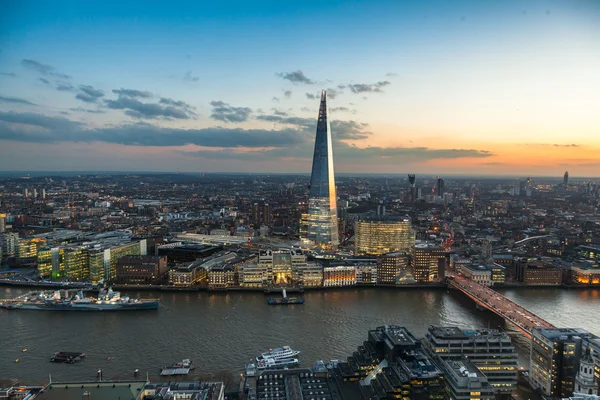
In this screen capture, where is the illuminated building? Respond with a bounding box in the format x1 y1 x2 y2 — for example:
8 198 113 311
169 260 208 286
520 261 563 285
251 202 272 227
88 250 108 283
530 328 597 398
411 243 446 283
115 255 168 285
304 91 339 249
436 358 495 400
239 265 264 288
64 247 89 282
17 238 45 264
0 213 5 233
376 251 411 285
107 240 147 281
346 325 445 400
459 264 492 287
572 262 600 285
355 216 415 256
207 263 235 289
323 266 356 287
423 326 518 395
296 262 323 287
490 264 506 285
258 249 306 286
1 232 19 257
356 264 377 284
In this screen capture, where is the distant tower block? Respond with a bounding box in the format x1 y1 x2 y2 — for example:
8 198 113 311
564 171 569 187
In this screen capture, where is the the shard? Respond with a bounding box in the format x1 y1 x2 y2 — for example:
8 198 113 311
306 90 338 249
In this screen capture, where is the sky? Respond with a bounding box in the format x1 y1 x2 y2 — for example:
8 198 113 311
0 0 599 176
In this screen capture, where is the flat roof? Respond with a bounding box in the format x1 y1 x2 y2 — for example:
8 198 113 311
33 381 146 400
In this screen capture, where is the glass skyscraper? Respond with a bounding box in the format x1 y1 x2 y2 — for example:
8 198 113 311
305 90 338 249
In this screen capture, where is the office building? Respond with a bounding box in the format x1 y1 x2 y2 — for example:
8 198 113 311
519 261 563 285
408 174 416 202
436 177 445 197
115 255 168 285
571 262 600 285
257 249 307 286
411 243 446 283
304 90 339 249
530 328 597 398
169 260 208 287
239 264 265 288
323 266 356 287
355 216 415 256
565 171 570 186
459 264 492 287
376 251 411 284
0 213 5 233
296 262 323 287
356 264 377 284
350 325 445 400
437 358 495 400
251 202 272 227
423 326 518 395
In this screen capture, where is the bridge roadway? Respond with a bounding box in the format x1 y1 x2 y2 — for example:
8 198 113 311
449 275 555 338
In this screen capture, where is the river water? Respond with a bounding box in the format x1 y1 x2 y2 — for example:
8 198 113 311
0 286 598 384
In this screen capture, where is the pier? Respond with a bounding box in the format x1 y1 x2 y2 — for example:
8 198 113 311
448 275 555 338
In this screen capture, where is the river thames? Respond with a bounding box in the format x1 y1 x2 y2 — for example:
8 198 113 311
0 286 598 383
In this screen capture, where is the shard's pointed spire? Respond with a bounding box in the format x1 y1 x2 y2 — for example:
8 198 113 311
304 89 338 249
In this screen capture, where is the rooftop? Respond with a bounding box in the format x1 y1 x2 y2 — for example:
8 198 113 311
32 380 146 400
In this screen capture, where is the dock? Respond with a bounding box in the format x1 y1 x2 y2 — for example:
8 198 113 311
160 367 191 376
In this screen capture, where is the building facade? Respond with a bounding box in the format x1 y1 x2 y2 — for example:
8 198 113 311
376 252 411 285
355 216 415 255
411 243 446 283
115 255 168 285
423 326 518 395
323 266 356 287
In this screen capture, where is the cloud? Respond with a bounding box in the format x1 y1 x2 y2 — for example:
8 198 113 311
385 72 398 77
0 111 494 166
105 96 197 120
210 101 252 123
277 70 315 84
0 96 37 106
1 72 17 77
255 114 314 130
300 107 312 112
69 107 106 114
75 85 105 103
347 81 391 93
330 107 356 114
482 162 508 166
284 90 292 98
553 144 579 148
56 81 74 91
21 59 71 79
306 93 317 100
183 71 199 82
330 120 371 140
38 78 50 85
112 88 153 98
272 97 280 103
0 111 302 148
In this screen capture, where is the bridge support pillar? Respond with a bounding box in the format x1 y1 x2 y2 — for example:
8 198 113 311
475 303 485 311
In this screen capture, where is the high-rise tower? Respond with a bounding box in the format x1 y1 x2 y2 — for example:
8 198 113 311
564 171 569 187
305 90 338 249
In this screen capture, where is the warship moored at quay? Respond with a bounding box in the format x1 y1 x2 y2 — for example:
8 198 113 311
0 288 159 311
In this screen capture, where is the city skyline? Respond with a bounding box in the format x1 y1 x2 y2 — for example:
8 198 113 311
1 1 600 175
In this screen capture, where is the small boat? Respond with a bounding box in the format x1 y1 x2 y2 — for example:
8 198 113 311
51 351 86 363
267 288 304 305
160 359 195 376
22 349 27 352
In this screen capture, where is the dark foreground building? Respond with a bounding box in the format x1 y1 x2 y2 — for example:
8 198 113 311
115 255 168 284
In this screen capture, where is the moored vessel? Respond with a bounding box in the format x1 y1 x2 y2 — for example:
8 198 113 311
160 359 195 376
267 288 304 305
256 357 299 370
256 346 300 362
0 288 159 311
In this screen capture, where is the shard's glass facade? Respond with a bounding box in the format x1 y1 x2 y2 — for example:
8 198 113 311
306 91 338 249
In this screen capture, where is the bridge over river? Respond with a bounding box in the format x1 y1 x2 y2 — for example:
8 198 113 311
449 275 555 338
